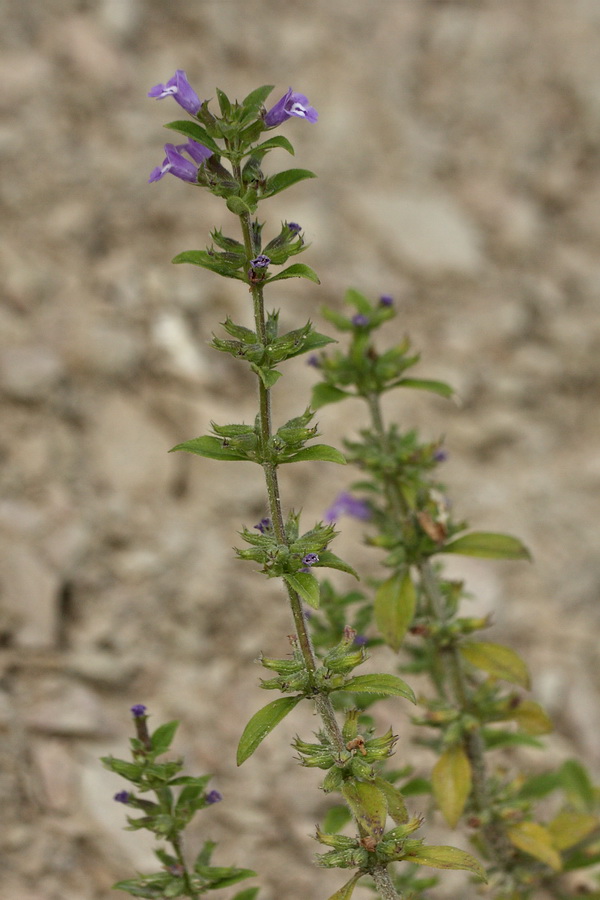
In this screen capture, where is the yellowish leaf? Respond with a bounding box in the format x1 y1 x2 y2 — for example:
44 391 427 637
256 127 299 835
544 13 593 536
548 811 599 850
326 872 362 900
460 641 530 689
510 699 553 735
507 821 562 870
432 745 472 828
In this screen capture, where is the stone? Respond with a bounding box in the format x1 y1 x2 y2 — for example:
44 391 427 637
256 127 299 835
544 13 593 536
25 678 110 737
355 189 484 276
86 392 176 500
151 311 209 381
0 346 65 402
0 541 60 648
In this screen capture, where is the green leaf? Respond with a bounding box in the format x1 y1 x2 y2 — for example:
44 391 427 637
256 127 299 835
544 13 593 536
559 759 596 811
265 263 321 285
316 550 358 579
325 873 363 900
342 673 416 705
151 721 179 753
322 805 353 834
263 168 317 198
195 866 256 888
311 383 353 410
394 377 454 398
231 890 260 900
250 364 282 389
237 695 302 765
172 250 246 280
344 288 372 315
284 572 320 609
249 135 295 156
517 771 563 800
226 195 255 216
164 120 221 154
443 531 531 561
374 777 409 824
374 570 416 652
100 756 142 780
507 821 562 870
169 436 250 462
215 88 231 117
282 444 346 464
432 746 472 828
342 780 387 839
242 84 274 111
460 641 530 688
286 331 336 359
112 877 169 898
482 729 544 751
405 845 487 881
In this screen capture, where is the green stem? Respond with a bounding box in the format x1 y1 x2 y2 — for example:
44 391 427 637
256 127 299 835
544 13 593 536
170 833 198 900
230 170 400 898
234 191 345 754
366 391 514 869
372 865 402 900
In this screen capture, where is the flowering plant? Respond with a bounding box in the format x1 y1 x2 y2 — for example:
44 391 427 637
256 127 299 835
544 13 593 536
102 73 600 900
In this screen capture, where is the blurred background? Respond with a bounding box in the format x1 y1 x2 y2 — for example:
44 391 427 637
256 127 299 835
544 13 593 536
2 1 600 897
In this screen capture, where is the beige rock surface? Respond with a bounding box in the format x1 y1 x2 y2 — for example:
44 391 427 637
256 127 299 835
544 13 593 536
2 1 600 898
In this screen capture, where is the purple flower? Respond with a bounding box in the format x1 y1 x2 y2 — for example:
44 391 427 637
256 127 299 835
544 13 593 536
250 255 271 268
148 70 201 116
351 314 370 327
324 492 371 524
301 553 319 570
307 354 321 368
287 222 302 233
354 634 368 647
114 791 131 804
254 517 272 533
149 140 212 184
379 295 394 307
264 88 318 127
130 704 147 718
205 789 223 805
433 448 448 463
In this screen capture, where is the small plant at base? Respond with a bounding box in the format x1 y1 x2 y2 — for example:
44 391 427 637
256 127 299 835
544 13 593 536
102 705 257 900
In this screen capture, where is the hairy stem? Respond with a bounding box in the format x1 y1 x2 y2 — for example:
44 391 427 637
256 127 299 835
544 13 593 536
234 191 345 753
367 391 514 869
170 833 198 900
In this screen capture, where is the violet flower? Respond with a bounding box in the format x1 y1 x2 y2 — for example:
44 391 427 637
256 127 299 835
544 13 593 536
254 517 272 533
130 704 147 718
302 553 319 567
300 552 319 572
324 492 371 524
264 88 318 127
351 314 370 327
250 255 271 268
149 140 212 184
205 789 223 805
147 70 201 116
114 791 131 804
379 294 394 307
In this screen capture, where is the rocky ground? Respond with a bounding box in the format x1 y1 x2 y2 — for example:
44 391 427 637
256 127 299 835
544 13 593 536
2 1 600 898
